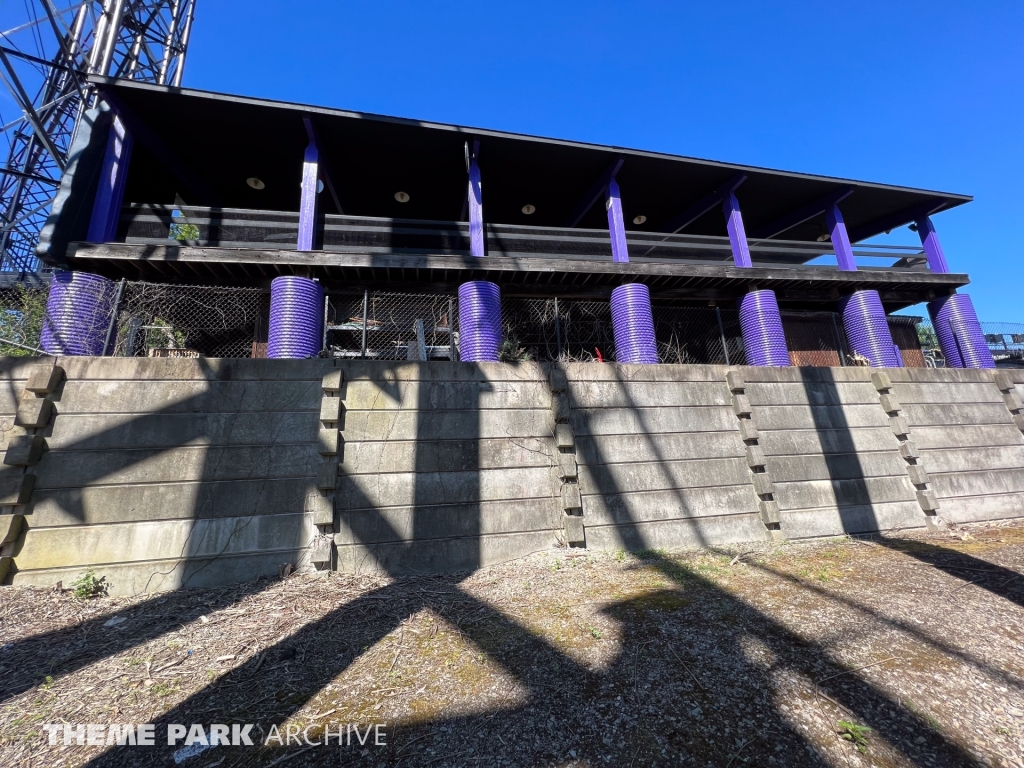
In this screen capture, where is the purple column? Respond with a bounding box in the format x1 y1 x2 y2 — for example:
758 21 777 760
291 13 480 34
268 276 324 359
458 141 502 361
41 271 117 356
914 215 950 274
604 176 657 363
826 204 857 271
87 115 132 243
723 192 753 268
725 191 789 365
297 118 319 252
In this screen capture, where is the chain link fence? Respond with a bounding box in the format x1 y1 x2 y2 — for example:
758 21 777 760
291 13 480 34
325 291 457 360
0 283 48 355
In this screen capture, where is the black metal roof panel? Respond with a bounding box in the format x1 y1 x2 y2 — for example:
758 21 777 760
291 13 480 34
94 78 971 245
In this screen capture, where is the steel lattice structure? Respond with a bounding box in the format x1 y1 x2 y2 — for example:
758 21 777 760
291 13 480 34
0 0 197 274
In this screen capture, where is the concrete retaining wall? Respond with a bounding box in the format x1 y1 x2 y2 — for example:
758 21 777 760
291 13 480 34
2 357 1022 594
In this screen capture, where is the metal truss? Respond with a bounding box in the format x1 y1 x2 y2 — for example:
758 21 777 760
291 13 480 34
0 1 197 274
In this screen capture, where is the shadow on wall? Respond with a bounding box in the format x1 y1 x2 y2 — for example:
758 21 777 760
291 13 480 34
0 358 1004 766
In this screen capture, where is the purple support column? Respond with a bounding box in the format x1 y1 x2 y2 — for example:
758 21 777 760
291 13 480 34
297 118 319 252
459 141 502 361
826 204 857 271
41 271 117 356
724 191 789 365
912 217 991 367
723 192 753 268
87 115 132 243
604 176 657 363
268 276 324 359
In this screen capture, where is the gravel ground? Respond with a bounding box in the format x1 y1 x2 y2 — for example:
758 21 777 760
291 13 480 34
1 520 1023 767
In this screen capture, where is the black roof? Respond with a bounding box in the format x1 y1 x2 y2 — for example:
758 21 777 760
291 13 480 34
96 77 971 244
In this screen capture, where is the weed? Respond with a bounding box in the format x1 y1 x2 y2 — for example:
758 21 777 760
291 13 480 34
40 675 54 690
551 560 561 572
615 549 626 563
70 570 107 599
150 682 177 697
588 626 602 639
837 720 871 753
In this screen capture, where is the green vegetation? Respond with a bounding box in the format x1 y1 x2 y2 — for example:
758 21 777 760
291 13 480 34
837 720 871 753
916 323 938 350
70 570 107 599
0 285 47 355
169 222 200 241
498 337 532 362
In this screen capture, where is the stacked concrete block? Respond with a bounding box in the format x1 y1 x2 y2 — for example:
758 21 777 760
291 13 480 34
727 370 782 538
550 367 584 547
886 368 1024 525
871 371 940 529
0 362 61 582
309 368 343 569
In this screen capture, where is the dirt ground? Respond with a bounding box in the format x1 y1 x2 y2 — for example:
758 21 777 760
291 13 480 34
1 520 1023 768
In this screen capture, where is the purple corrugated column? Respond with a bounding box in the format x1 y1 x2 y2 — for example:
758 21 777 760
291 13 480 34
914 216 992 368
268 276 324 358
41 271 117 356
458 141 502 362
297 117 319 251
87 114 132 242
830 203 901 367
725 192 789 365
605 176 657 363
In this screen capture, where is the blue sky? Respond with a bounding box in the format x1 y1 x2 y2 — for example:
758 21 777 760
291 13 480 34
185 1 1023 320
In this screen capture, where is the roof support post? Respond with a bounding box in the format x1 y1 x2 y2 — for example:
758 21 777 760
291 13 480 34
87 113 132 243
606 177 629 263
467 141 484 257
297 117 319 251
723 192 752 268
826 204 857 271
914 216 950 274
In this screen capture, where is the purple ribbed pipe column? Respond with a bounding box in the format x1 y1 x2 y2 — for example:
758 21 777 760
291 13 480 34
458 141 502 362
724 192 789 365
839 290 901 367
297 118 319 252
928 293 994 369
87 114 132 243
605 177 657 363
41 271 117 356
268 276 323 359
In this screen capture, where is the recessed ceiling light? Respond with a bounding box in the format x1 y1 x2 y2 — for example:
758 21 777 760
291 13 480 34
246 177 265 190
394 191 410 203
817 234 831 242
632 215 647 225
522 204 536 215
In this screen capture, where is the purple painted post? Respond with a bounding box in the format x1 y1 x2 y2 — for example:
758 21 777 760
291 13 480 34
297 118 319 251
723 192 753 268
826 204 857 271
914 216 950 274
928 293 994 369
606 177 629 263
459 141 502 361
87 115 132 243
41 271 117 356
468 141 484 257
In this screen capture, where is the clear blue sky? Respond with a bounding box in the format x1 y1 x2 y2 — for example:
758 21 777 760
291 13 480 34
185 1 1023 321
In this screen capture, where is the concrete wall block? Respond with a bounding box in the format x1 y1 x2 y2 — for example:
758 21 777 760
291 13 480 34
318 427 339 455
879 394 901 414
1003 391 1023 413
917 490 940 512
755 404 890 432
25 364 64 395
581 485 758 526
0 554 9 583
746 381 880 408
759 426 898 457
919 445 1024 474
304 492 335 526
309 535 332 567
563 513 585 546
766 452 910 484
317 460 339 490
549 368 568 392
890 382 1004 406
929 467 1024 499
910 424 1024 451
1 512 24 546
4 435 44 466
555 423 575 449
573 406 737 437
994 371 1014 393
565 432 743 466
320 397 342 425
937 491 1024 524
745 445 766 469
337 359 547 385
751 472 774 496
731 393 752 417
56 379 324 415
0 471 34 505
900 402 1014 429
337 465 556 510
738 418 759 442
46 411 318 451
557 451 578 480
343 380 551 412
1016 414 1024 433
322 369 344 393
342 409 550 442
57 356 333 383
773 476 917 511
563 362 727 384
342 437 553 475
567 381 729 409
780 501 927 540
33 442 320 489
890 416 910 437
871 371 892 392
578 456 751 496
551 393 570 423
583 512 769 552
758 500 780 525
15 398 53 429
886 367 994 385
726 370 745 393
899 441 920 461
561 482 582 511
907 464 930 486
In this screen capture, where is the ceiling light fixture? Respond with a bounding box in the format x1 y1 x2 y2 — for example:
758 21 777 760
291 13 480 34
246 177 265 190
521 204 536 215
816 234 831 242
394 191 410 203
632 215 647 225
